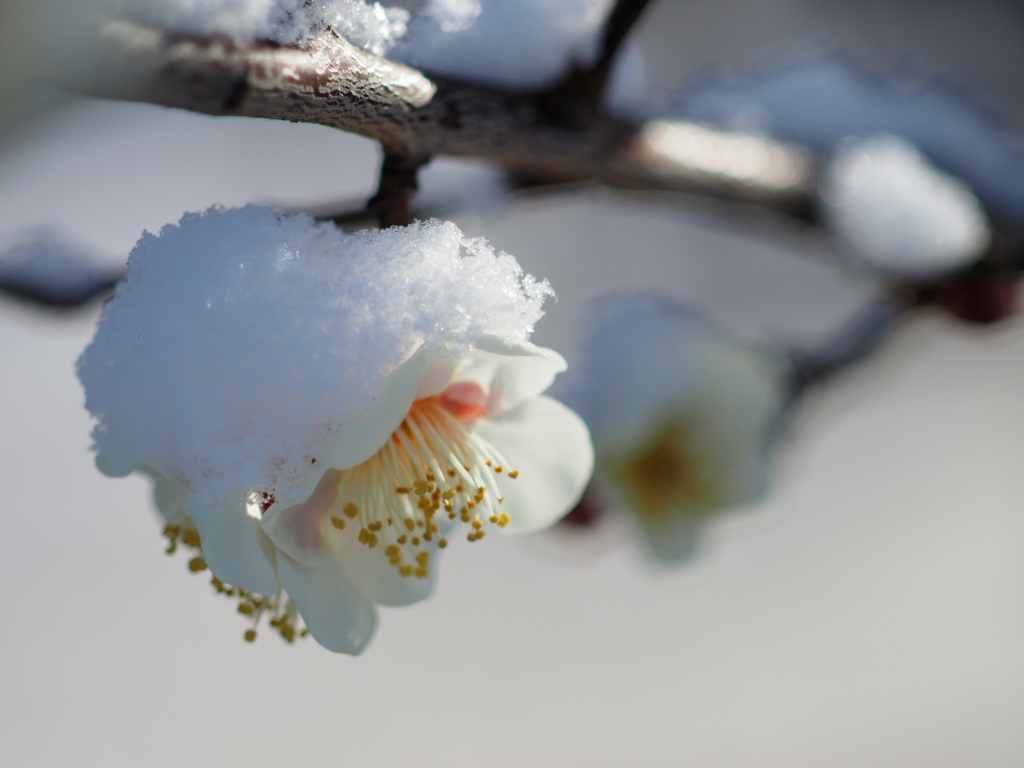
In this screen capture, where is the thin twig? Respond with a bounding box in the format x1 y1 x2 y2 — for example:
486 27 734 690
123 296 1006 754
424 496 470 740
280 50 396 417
589 0 656 96
367 154 424 228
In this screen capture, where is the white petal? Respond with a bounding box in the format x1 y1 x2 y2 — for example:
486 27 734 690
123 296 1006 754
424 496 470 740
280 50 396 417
135 464 188 524
184 499 280 596
274 345 431 511
640 516 703 563
261 470 340 568
458 334 567 414
276 553 378 655
264 470 440 607
415 352 458 399
329 533 439 608
474 395 594 533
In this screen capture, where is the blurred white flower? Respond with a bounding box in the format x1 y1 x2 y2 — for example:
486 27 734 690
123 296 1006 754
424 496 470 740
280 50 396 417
820 135 991 278
78 206 592 653
565 296 788 562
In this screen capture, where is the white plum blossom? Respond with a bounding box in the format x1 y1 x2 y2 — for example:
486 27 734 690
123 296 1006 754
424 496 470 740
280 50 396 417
820 135 991 278
565 296 788 562
77 206 593 653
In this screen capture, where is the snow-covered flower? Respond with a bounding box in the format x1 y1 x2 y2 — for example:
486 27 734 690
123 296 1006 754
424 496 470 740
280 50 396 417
820 135 991 278
564 296 787 562
77 206 592 653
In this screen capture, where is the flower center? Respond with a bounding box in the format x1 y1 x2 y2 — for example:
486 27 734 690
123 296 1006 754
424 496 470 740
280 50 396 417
324 390 518 579
613 421 714 518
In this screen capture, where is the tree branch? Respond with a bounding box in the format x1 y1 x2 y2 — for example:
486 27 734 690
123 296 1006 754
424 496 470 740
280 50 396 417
69 19 818 221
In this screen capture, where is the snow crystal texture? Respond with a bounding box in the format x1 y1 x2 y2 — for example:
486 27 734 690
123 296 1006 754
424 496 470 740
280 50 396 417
392 0 616 88
78 206 552 507
821 135 990 277
121 0 410 53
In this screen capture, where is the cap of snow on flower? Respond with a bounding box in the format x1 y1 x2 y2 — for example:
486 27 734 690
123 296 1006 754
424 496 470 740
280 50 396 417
77 206 593 653
565 296 787 562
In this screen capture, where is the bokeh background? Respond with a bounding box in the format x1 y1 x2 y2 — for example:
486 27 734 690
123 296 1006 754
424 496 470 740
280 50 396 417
3 1 1024 765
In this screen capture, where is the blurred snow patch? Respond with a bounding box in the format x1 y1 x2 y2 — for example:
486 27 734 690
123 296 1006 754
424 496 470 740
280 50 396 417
120 0 410 53
821 136 990 278
0 229 121 306
392 0 616 88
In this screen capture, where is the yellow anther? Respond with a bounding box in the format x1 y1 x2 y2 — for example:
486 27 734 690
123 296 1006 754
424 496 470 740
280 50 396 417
385 545 400 558
163 524 181 539
281 625 296 643
188 556 207 573
414 567 429 578
417 520 425 528
368 533 378 549
448 511 456 519
456 484 465 493
472 518 483 530
489 515 498 524
369 521 383 532
358 528 368 544
412 537 420 546
238 603 255 616
467 501 477 510
397 535 407 545
404 518 416 532
344 502 359 519
508 470 519 479
182 530 201 549
387 518 393 526
416 552 429 566
486 460 492 466
165 541 177 555
460 507 471 522
424 532 433 542
399 565 413 577
330 516 346 529
439 539 448 548
498 513 511 528
495 466 503 473
244 629 257 642
395 486 409 494
447 469 457 477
